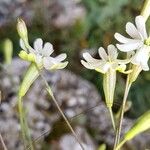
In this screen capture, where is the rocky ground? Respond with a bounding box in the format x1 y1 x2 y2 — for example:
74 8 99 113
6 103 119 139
0 0 85 28
0 59 150 150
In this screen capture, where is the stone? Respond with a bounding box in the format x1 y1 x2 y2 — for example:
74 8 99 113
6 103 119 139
0 59 150 150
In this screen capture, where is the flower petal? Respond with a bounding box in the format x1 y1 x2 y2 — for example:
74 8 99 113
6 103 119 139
34 38 43 52
95 62 109 73
42 42 54 56
20 39 27 51
81 60 95 69
107 44 118 60
98 47 108 61
35 54 42 64
55 53 67 62
131 46 150 71
100 62 111 73
116 41 143 52
114 33 135 43
50 62 68 70
126 22 141 39
43 57 55 69
83 52 100 63
135 15 148 39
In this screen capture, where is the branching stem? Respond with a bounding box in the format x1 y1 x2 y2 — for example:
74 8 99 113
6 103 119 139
36 66 85 150
113 77 131 150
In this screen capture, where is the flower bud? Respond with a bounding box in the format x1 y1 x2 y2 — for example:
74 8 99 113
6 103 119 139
128 65 142 83
3 39 13 64
17 18 28 42
103 69 116 108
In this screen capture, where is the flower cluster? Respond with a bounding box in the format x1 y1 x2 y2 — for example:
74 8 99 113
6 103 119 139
19 38 68 70
115 15 150 71
17 19 68 71
81 15 150 110
82 15 150 73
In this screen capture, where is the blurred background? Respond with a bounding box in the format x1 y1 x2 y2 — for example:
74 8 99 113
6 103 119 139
0 0 150 150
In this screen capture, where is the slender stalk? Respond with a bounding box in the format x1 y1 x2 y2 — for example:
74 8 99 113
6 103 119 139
18 97 27 145
18 97 34 150
36 67 84 150
113 1 150 149
108 107 116 131
0 133 7 150
115 140 126 150
113 77 131 150
46 87 85 150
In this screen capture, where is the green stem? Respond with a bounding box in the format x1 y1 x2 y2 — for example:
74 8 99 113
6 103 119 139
46 87 85 150
141 0 150 20
108 107 116 131
113 77 131 150
0 133 7 150
35 66 84 150
115 140 126 150
18 97 26 145
18 97 34 150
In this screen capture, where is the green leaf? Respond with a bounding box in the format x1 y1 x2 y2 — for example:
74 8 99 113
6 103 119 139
125 110 150 141
116 110 150 150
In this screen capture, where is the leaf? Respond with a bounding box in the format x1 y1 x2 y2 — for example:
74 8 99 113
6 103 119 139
18 63 39 97
125 110 150 140
116 110 150 150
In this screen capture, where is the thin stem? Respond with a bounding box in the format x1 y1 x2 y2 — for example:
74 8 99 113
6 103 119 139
36 67 84 150
0 133 7 150
108 107 116 131
47 88 85 150
18 97 27 145
113 77 131 150
115 140 126 150
18 97 34 150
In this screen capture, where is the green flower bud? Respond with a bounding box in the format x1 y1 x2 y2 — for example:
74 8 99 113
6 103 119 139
3 39 13 64
103 69 116 108
128 65 142 83
17 18 28 42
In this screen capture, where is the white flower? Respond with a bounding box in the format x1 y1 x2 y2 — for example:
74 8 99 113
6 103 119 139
114 15 150 71
20 38 68 70
131 45 150 70
81 44 129 74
